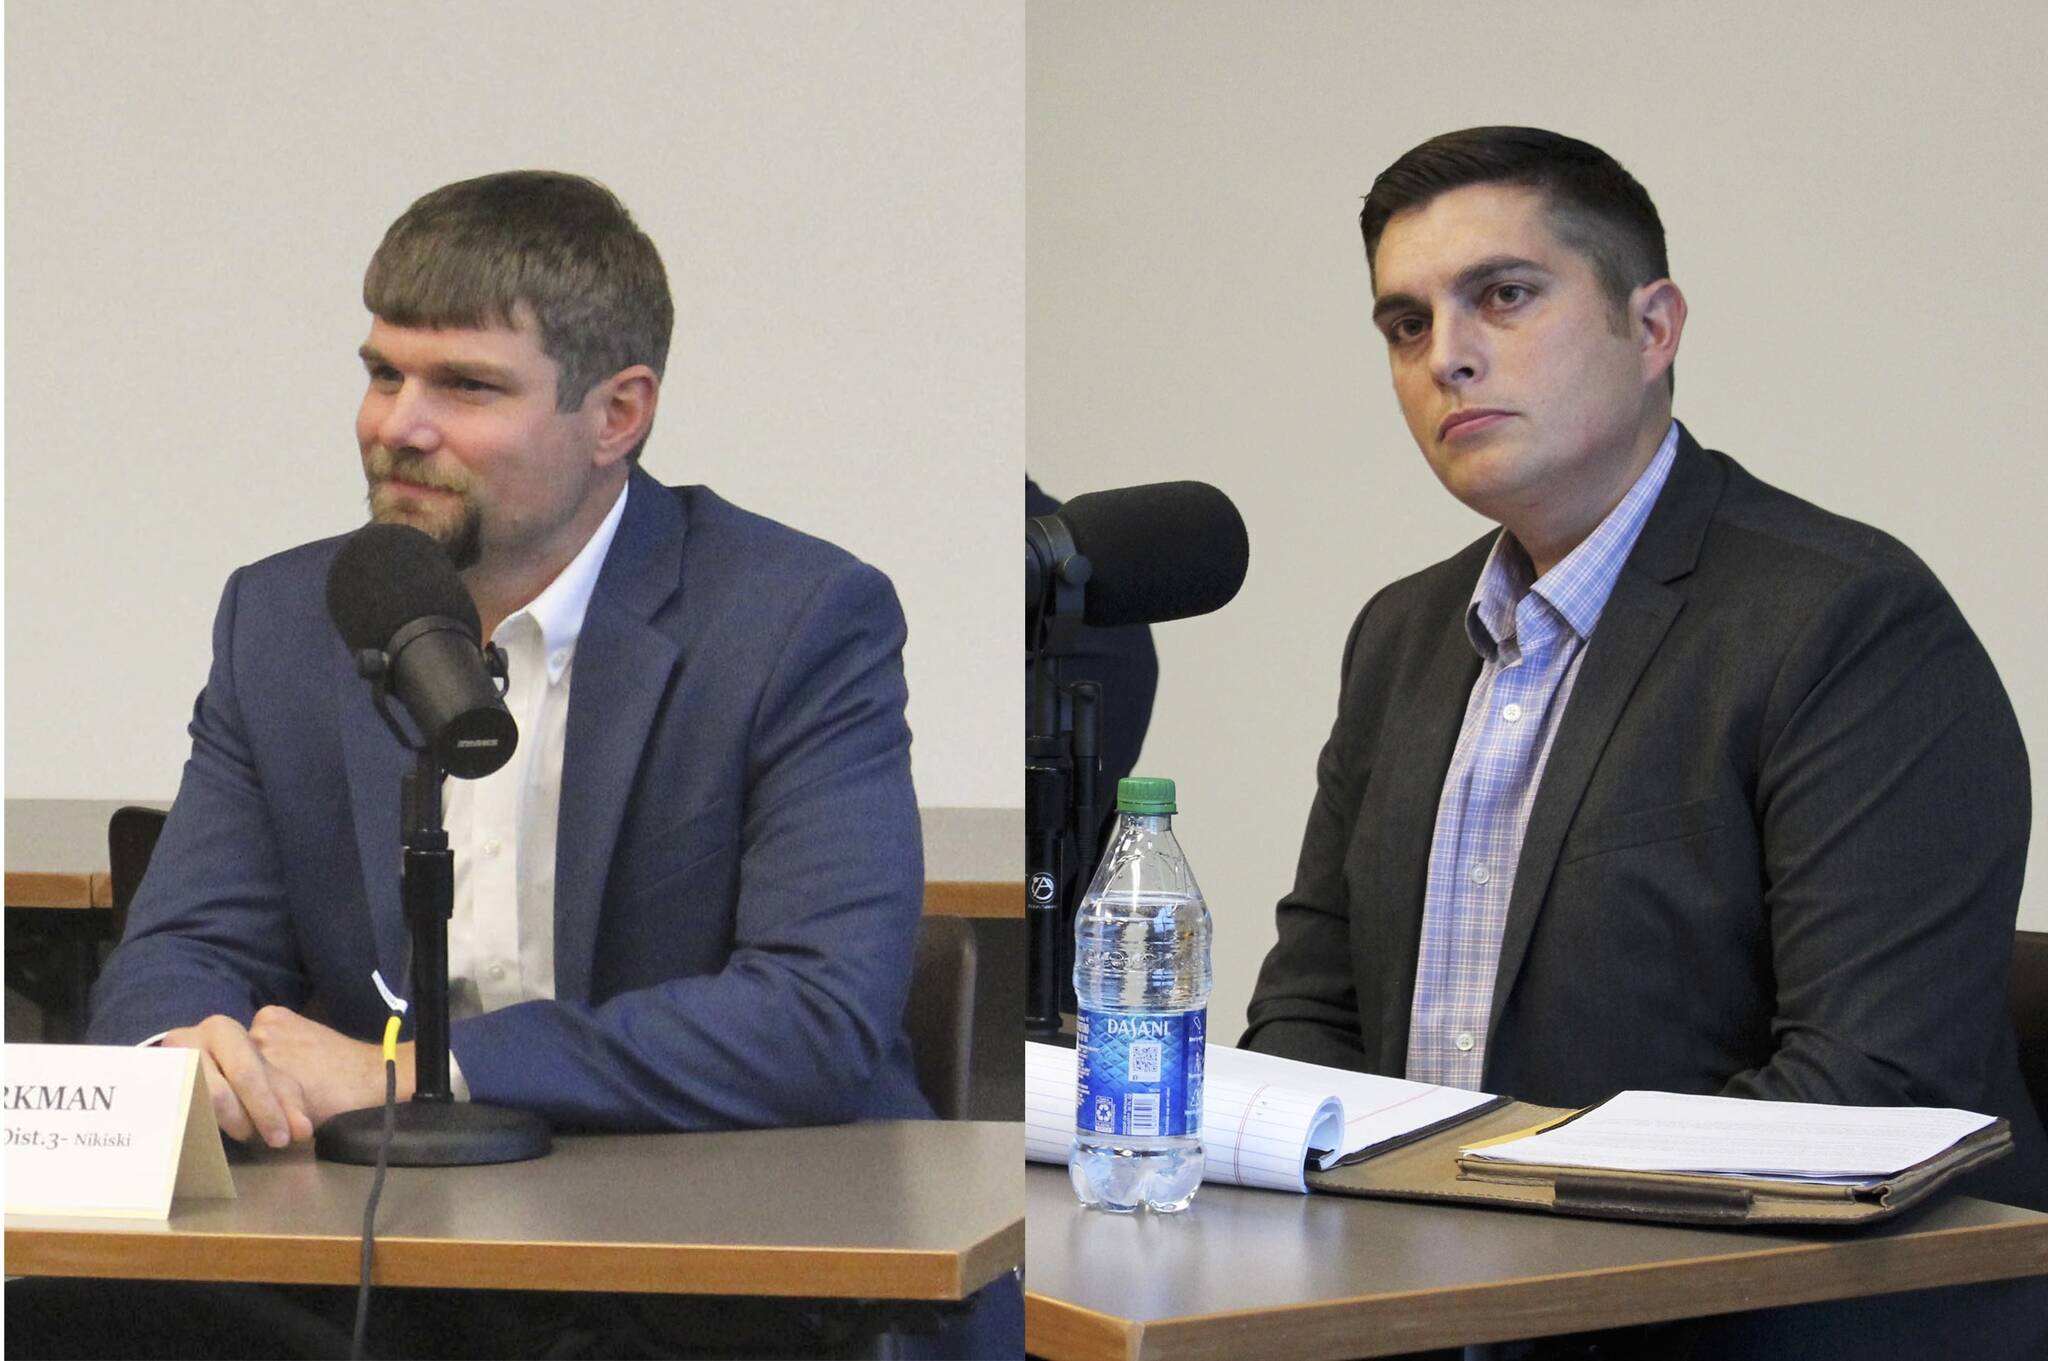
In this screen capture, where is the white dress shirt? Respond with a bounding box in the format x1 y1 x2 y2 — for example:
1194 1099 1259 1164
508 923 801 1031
441 480 629 1097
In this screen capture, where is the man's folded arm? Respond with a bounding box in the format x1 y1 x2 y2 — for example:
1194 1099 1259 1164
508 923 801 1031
1721 563 2029 1109
447 562 926 1130
1241 596 1380 1068
87 567 306 1043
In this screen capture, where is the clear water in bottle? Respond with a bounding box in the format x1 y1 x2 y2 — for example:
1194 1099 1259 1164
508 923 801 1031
1071 777 1212 1212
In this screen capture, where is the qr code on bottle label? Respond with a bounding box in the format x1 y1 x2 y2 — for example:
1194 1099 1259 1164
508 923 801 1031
1128 1039 1163 1082
1125 1093 1160 1137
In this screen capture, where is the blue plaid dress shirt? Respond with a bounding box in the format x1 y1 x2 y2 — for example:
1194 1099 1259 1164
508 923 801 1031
1405 423 1679 1089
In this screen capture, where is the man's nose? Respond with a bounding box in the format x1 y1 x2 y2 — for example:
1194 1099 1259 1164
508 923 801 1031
374 382 442 455
1428 311 1483 388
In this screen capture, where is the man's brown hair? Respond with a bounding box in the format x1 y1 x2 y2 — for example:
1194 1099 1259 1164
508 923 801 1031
365 171 673 460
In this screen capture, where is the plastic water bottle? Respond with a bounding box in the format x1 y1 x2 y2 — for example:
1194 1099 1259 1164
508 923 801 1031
1071 776 1212 1212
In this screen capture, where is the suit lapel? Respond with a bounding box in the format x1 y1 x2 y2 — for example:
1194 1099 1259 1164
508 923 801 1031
338 667 414 989
1485 427 1725 1041
552 470 686 1005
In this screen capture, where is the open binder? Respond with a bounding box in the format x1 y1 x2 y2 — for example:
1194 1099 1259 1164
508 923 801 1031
1307 1097 2014 1228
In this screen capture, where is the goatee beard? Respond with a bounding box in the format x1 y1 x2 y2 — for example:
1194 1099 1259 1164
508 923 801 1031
364 445 483 570
440 508 483 571
364 486 483 570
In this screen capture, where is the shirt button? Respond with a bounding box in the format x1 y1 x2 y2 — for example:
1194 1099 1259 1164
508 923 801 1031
1455 1032 1476 1052
488 963 507 982
1502 702 1523 723
1469 864 1491 885
484 839 503 857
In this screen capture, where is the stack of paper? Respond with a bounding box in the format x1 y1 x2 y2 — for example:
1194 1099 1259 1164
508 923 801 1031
1460 1090 1997 1184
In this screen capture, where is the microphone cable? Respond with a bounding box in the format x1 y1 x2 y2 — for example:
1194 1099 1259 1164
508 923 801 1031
350 1009 403 1360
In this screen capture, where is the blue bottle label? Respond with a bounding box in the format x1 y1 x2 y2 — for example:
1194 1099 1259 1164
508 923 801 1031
1074 1007 1205 1138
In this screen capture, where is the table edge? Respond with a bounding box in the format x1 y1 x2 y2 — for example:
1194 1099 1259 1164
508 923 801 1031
1027 1215 2048 1361
5 871 99 909
921 880 1021 919
1026 1291 1140 1361
6 873 1018 919
8 1220 1026 1300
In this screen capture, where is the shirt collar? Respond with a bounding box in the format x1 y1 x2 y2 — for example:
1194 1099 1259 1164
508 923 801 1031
1465 421 1679 658
494 478 630 683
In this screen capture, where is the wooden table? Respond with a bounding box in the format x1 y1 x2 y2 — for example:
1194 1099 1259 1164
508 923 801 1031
1023 1165 2048 1360
9 1121 1023 1302
4 801 159 1042
3 799 145 910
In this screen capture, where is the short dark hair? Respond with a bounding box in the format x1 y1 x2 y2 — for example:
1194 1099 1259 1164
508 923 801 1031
1361 126 1669 315
364 170 673 459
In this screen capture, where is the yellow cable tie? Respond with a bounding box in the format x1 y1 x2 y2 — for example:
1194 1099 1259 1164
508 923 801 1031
382 1014 401 1065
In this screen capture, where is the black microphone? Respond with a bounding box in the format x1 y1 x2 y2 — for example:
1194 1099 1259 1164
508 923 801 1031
1028 481 1249 627
325 523 518 779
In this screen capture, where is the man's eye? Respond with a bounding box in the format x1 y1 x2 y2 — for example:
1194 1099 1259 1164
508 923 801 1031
1387 317 1426 344
1489 283 1530 307
450 377 496 394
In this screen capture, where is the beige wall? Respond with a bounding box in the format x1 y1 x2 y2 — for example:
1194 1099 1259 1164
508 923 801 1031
5 0 1022 808
1028 0 2048 1037
9 1 2043 1044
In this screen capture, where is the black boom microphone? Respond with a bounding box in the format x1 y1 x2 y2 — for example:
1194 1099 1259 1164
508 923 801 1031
326 523 517 780
1026 480 1249 629
1024 479 1249 1036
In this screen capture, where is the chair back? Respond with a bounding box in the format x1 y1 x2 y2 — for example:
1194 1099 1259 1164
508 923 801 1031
2013 930 2048 1131
106 805 169 944
907 916 977 1120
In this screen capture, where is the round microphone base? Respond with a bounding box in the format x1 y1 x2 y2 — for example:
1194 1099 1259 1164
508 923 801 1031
314 1098 552 1167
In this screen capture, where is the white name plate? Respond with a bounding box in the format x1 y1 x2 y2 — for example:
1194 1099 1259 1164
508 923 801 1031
4 1043 235 1218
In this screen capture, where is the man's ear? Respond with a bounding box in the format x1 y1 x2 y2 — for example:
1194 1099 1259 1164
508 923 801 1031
589 366 660 468
1634 279 1686 388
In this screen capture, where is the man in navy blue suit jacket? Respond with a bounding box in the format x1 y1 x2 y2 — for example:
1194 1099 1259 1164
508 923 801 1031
86 170 930 1143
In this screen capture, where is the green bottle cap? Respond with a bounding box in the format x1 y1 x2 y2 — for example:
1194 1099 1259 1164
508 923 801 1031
1116 776 1177 814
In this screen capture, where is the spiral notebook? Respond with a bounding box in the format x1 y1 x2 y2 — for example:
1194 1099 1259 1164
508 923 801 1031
1024 1040 1498 1193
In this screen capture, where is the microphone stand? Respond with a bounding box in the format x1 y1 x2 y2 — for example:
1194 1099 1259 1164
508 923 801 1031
316 653 552 1167
1025 651 1070 1037
1025 518 1102 1040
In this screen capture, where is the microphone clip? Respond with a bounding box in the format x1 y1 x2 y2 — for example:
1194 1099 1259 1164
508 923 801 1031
482 640 509 697
354 647 424 758
354 622 512 769
1026 513 1091 656
352 629 512 765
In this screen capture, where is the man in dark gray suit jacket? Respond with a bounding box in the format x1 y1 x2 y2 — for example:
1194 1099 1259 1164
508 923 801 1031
1242 127 2043 1356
